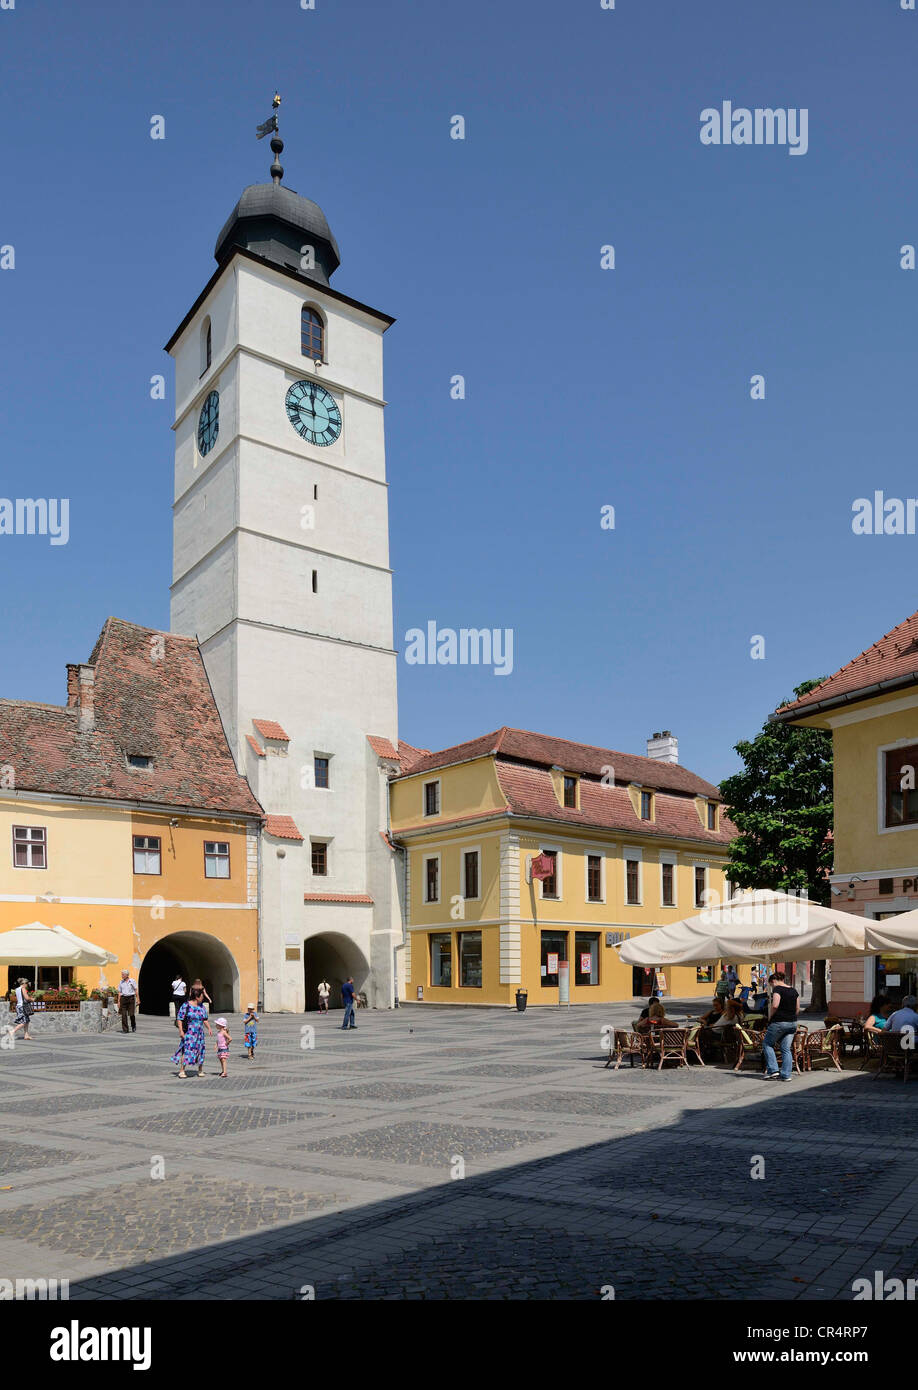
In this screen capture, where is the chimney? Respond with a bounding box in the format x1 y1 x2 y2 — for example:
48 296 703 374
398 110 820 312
65 664 81 707
77 664 95 733
647 730 678 764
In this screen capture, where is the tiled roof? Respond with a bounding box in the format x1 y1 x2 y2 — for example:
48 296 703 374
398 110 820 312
252 719 290 742
245 734 266 758
775 608 918 718
264 814 303 841
397 739 430 771
366 735 400 760
394 726 720 798
303 892 374 904
0 618 262 818
494 760 736 845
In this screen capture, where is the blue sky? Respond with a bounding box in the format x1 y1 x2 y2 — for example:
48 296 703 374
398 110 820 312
1 0 917 783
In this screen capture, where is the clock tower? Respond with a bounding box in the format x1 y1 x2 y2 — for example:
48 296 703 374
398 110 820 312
166 122 401 1012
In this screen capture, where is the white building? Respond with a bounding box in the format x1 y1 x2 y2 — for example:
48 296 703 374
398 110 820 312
166 130 402 1011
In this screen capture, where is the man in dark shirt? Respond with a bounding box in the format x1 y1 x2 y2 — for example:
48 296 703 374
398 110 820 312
762 971 799 1081
340 977 357 1031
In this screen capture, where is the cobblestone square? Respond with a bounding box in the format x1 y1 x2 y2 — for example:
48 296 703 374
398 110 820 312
1 1002 915 1301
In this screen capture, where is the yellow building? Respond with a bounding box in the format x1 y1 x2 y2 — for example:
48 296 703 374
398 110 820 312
774 607 918 1014
389 727 738 1006
0 618 262 1012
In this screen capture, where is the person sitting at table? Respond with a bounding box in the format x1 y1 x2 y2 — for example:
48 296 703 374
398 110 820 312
635 999 677 1032
883 995 918 1034
710 997 746 1031
698 998 727 1027
863 995 892 1035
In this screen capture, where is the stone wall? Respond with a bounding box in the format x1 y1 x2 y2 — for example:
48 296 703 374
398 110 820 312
0 1000 108 1034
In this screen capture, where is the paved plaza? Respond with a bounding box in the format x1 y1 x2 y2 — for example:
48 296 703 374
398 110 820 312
1 1002 917 1301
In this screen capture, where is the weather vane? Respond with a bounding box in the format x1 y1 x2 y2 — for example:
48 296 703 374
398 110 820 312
256 93 284 185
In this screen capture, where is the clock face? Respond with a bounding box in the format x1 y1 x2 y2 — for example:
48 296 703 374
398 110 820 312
197 390 219 456
285 380 342 446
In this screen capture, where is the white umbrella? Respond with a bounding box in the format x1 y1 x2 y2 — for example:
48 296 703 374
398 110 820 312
0 922 118 967
864 911 918 954
616 889 868 967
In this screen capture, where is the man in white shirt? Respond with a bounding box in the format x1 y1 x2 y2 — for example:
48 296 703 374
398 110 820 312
171 974 187 1020
118 969 140 1033
317 980 330 1014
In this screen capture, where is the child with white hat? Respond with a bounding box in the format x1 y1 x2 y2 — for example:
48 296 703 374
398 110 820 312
215 1017 232 1077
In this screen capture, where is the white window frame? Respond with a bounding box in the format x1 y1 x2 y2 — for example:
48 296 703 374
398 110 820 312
539 846 562 900
12 824 47 870
584 850 605 904
877 738 918 836
204 840 231 879
423 852 441 904
659 853 677 908
423 779 441 818
693 862 709 909
624 850 643 906
133 835 161 876
461 844 482 902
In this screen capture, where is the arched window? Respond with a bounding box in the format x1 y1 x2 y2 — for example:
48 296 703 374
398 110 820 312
301 306 325 361
201 317 212 375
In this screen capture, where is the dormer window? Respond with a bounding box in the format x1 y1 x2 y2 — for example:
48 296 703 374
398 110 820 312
707 802 718 830
563 775 578 808
127 754 153 770
640 791 653 820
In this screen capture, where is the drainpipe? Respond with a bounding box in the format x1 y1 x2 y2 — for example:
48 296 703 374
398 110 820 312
386 771 406 1009
256 820 265 1012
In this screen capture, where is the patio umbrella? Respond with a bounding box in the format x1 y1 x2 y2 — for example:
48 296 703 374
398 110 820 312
616 889 869 967
0 922 118 967
864 911 918 954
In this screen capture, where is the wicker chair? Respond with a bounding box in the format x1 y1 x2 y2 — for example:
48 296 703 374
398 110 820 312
684 1022 706 1067
859 1030 883 1072
875 1030 914 1083
804 1026 843 1073
791 1025 809 1075
605 1028 645 1070
732 1023 765 1072
654 1027 689 1071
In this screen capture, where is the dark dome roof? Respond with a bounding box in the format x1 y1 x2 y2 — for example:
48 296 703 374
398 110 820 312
214 182 341 285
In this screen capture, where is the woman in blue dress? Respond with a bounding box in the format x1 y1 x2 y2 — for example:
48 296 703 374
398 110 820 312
172 986 213 1077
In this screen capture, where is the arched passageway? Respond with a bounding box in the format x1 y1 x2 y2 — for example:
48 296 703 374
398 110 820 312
138 932 239 1015
303 932 369 1012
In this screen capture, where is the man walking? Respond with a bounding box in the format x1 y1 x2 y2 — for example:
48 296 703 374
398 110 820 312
171 972 186 1021
340 977 357 1030
762 970 799 1081
117 968 140 1033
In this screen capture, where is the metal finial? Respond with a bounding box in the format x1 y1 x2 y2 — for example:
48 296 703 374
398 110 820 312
256 93 284 182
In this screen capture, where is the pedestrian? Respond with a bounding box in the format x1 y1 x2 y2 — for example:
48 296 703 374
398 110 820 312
340 976 357 1030
317 979 330 1014
190 978 212 1016
117 969 140 1033
762 971 800 1082
9 977 33 1041
171 972 187 1021
243 1003 258 1058
215 1017 231 1077
171 985 213 1078
725 965 739 996
714 969 732 1003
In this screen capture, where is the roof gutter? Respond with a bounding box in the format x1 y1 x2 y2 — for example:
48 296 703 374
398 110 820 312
770 669 918 724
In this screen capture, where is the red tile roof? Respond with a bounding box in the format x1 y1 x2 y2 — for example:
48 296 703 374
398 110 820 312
0 618 262 818
775 607 918 719
366 735 400 760
394 726 720 798
303 892 374 904
253 719 290 742
397 739 430 771
264 814 303 841
245 734 266 758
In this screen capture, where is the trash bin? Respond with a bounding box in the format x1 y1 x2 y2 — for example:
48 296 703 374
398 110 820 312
515 989 528 1012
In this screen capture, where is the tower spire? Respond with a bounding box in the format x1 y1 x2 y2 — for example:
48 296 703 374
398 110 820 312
255 92 284 185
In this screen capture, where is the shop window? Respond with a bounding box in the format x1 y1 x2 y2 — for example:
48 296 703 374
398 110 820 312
885 744 918 826
575 932 599 985
696 965 714 984
430 932 452 987
458 931 482 987
204 841 230 879
540 930 568 987
587 854 602 902
133 835 161 875
661 861 675 907
626 858 640 905
12 825 46 869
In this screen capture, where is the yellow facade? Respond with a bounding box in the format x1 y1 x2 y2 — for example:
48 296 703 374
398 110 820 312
0 796 257 1011
391 760 738 1006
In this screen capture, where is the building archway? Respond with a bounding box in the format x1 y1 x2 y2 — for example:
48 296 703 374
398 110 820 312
138 931 239 1015
303 932 369 1012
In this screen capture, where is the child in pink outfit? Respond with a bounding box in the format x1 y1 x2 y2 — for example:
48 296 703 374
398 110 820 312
215 1018 232 1077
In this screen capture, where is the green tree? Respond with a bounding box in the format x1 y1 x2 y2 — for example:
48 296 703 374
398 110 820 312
720 678 834 1008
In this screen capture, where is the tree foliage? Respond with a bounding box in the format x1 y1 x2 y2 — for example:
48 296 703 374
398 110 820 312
720 679 833 907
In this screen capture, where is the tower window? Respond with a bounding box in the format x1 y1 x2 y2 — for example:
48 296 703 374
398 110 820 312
201 317 212 375
301 306 325 361
311 570 318 593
